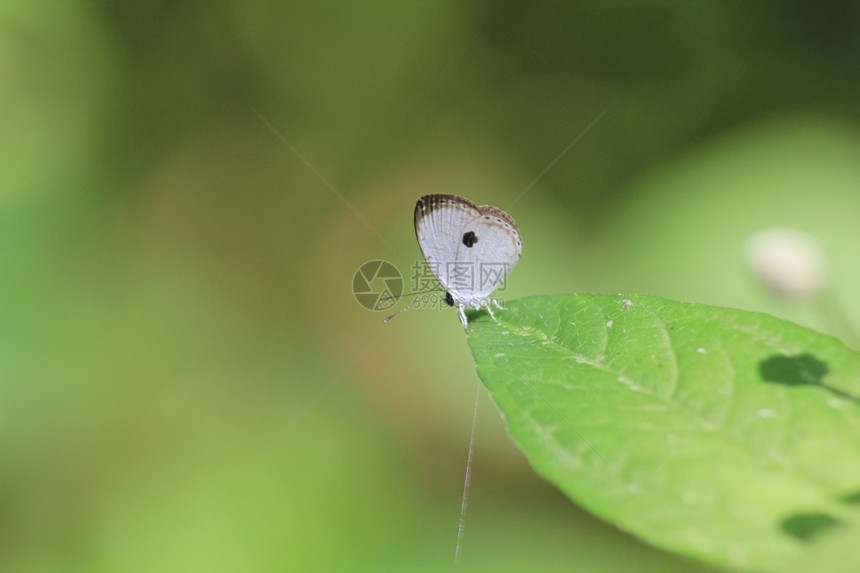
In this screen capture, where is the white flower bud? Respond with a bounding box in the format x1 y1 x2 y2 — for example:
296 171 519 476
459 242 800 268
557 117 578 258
745 228 828 300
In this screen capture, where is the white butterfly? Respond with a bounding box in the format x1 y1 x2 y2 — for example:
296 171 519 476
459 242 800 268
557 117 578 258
414 194 522 328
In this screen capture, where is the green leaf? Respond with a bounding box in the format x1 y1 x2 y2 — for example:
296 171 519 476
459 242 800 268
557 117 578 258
466 294 860 572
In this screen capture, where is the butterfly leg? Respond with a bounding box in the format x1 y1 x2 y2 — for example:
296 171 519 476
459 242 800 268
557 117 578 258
485 306 497 322
491 298 508 311
481 299 500 323
457 304 469 329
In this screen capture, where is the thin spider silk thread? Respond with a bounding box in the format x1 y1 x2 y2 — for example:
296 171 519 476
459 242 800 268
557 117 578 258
455 382 481 563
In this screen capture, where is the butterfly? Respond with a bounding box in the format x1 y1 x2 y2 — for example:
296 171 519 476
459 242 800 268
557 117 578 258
414 194 522 328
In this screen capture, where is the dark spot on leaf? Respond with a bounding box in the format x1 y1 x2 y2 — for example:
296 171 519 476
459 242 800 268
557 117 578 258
760 354 828 386
781 512 842 541
462 231 478 247
759 354 859 404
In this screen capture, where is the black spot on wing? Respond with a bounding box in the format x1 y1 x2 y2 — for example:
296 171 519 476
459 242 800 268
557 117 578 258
462 230 478 247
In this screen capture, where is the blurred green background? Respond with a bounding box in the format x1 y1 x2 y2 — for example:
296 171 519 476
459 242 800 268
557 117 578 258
2 2 859 571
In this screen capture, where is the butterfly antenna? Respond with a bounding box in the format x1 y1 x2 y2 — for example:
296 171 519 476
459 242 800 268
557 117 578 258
383 305 414 323
383 289 448 323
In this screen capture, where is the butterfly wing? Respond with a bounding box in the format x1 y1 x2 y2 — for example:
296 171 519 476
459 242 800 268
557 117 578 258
449 204 522 302
414 194 481 294
414 195 522 304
